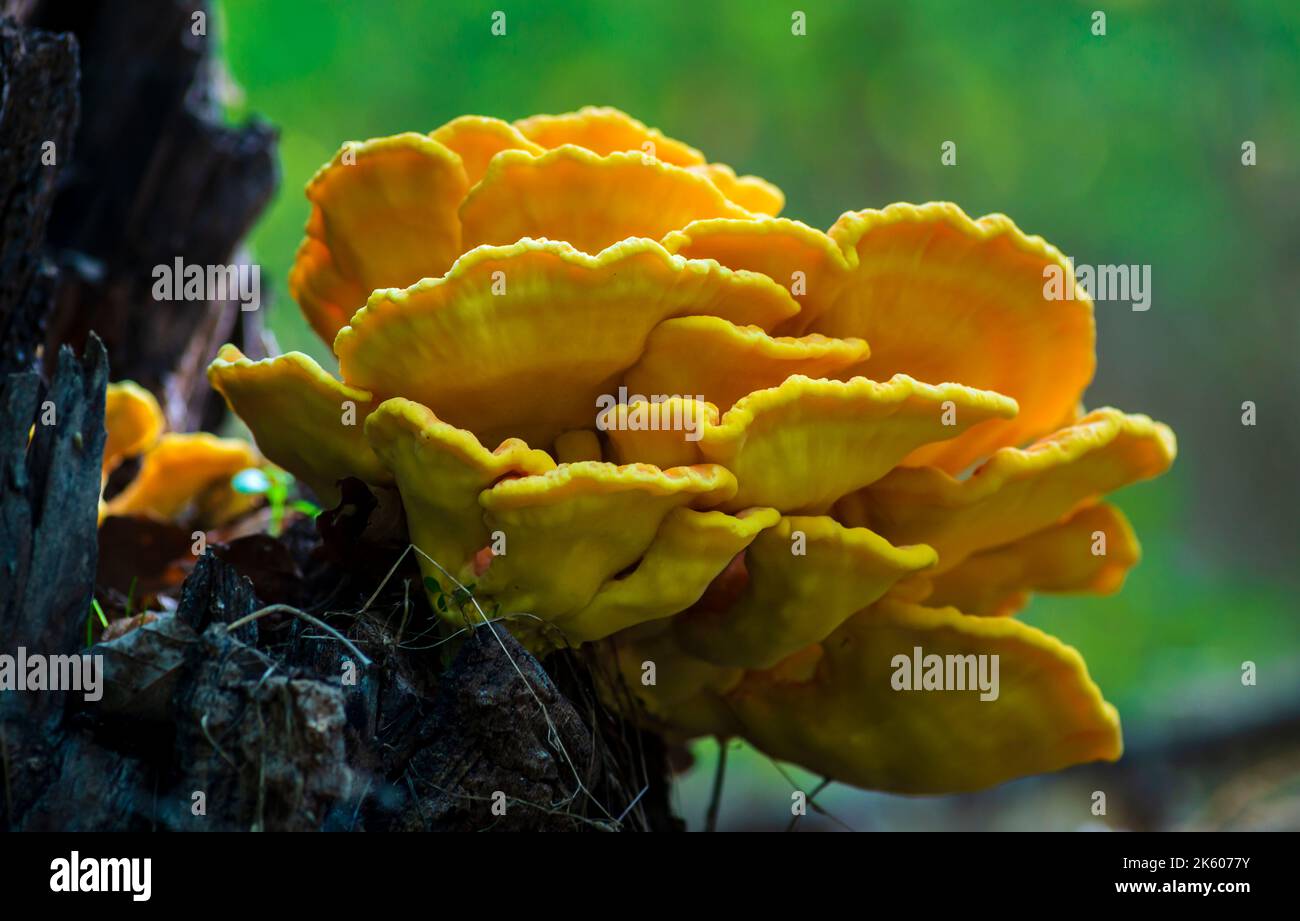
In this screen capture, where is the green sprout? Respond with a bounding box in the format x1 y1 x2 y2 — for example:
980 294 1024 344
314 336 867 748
232 467 321 537
86 597 109 648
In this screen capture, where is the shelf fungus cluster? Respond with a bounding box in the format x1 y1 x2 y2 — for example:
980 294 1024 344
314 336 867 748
101 381 259 527
207 107 1176 794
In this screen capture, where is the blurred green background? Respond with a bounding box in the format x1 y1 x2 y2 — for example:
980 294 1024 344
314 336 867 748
215 0 1300 829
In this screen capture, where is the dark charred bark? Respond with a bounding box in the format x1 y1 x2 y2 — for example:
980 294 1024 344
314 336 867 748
23 0 278 432
0 16 78 377
7 544 676 831
0 338 108 828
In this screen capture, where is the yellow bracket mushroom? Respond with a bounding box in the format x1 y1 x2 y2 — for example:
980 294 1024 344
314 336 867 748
101 381 260 527
208 106 1177 795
